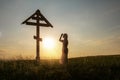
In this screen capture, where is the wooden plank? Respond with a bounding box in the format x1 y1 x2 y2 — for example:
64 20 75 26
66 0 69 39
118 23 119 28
22 13 36 24
38 11 53 28
32 17 44 21
25 22 51 27
33 36 42 41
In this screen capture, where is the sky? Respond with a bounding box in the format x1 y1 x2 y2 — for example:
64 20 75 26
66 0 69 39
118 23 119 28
0 0 120 59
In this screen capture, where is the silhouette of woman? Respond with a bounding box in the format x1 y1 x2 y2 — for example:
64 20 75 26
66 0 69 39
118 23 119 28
59 33 68 64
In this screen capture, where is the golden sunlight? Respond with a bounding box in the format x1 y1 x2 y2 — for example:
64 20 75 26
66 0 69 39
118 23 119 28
43 37 55 49
41 37 61 59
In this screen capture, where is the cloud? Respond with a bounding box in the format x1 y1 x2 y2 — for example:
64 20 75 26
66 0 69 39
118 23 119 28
0 50 6 56
104 6 120 16
0 32 2 38
92 35 120 52
75 34 120 55
0 50 4 52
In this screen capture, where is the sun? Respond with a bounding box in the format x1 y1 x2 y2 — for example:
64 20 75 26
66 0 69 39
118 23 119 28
41 37 61 59
43 37 55 49
41 36 61 59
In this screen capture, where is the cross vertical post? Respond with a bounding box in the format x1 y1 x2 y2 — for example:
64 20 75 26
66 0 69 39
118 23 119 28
22 9 53 62
36 10 40 61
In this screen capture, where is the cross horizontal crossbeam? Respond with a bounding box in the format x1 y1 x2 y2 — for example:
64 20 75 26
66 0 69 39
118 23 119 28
25 22 51 27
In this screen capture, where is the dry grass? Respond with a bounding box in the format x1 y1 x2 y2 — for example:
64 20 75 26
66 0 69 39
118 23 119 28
0 55 120 80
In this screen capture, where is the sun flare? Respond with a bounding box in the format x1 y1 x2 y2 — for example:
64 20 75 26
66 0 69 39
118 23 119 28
42 37 61 59
43 37 55 49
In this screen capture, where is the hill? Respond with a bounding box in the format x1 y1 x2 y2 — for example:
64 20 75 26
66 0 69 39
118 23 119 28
0 55 120 80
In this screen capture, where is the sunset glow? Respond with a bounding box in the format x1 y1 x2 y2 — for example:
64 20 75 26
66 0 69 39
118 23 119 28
0 0 120 59
41 37 61 59
43 37 55 49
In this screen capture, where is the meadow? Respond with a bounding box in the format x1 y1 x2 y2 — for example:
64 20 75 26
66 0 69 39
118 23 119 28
0 55 120 80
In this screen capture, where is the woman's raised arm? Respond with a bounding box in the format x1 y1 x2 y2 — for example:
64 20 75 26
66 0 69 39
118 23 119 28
59 33 63 42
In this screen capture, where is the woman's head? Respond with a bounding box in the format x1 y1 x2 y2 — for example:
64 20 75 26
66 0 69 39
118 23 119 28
63 33 68 39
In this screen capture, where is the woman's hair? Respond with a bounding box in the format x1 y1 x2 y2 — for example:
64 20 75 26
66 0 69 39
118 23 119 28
63 33 68 39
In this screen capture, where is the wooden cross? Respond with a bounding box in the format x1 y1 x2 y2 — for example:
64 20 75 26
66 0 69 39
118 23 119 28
22 9 53 62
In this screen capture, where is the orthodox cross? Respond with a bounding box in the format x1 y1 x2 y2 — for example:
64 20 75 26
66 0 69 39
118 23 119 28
22 9 53 62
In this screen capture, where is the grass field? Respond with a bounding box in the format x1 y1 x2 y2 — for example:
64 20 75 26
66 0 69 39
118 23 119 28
0 55 120 80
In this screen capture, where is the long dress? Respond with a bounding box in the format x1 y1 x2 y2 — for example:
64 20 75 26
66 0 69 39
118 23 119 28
60 39 68 64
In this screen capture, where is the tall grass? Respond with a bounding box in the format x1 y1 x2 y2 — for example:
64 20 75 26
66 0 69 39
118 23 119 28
0 55 120 80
